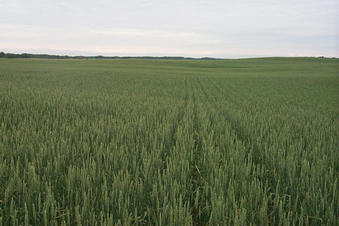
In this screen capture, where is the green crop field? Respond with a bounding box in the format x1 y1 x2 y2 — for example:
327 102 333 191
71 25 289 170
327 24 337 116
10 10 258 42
0 58 338 225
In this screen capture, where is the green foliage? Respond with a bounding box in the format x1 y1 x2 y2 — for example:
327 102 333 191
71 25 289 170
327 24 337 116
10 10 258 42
0 58 338 225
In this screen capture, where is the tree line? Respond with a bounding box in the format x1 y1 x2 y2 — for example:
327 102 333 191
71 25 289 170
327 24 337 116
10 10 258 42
0 52 219 60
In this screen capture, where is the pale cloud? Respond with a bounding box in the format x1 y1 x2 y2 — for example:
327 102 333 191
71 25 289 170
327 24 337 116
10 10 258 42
0 0 338 57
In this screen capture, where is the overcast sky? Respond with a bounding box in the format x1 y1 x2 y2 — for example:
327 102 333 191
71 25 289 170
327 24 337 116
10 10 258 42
0 0 338 58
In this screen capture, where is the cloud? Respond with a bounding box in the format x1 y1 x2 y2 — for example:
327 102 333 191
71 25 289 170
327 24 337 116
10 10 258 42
0 0 338 57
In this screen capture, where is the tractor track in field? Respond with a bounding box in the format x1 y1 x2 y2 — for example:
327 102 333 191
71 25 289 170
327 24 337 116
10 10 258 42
204 77 290 223
191 77 268 224
186 78 209 225
196 77 274 211
196 77 249 146
161 77 190 169
204 77 261 159
143 78 191 225
188 76 256 225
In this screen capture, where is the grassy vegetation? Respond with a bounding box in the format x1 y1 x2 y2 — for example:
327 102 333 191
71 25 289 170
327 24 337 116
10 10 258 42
0 57 338 225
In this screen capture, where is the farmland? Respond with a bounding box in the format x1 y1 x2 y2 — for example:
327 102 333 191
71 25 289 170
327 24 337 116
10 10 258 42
0 58 338 225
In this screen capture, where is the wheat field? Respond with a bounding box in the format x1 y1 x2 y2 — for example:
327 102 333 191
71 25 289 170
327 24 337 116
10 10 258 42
0 58 338 225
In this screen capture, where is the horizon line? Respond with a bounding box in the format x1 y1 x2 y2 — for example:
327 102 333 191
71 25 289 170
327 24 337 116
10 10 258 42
1 51 338 60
